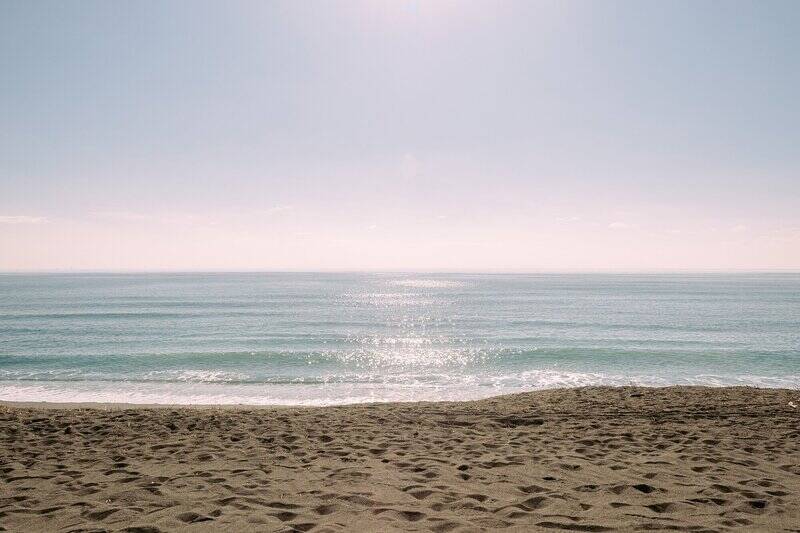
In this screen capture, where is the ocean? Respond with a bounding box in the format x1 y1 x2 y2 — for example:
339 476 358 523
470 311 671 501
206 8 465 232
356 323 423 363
1 272 798 405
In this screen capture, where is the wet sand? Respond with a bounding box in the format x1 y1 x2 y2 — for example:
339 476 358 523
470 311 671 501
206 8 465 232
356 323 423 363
1 386 799 532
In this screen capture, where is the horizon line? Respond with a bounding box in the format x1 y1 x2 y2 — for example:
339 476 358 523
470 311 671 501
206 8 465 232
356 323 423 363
2 268 799 275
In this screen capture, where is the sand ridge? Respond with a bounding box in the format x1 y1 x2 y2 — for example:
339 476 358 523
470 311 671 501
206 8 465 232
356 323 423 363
1 386 799 532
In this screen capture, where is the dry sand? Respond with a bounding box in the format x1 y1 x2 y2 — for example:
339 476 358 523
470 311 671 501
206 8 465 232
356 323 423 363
1 386 799 532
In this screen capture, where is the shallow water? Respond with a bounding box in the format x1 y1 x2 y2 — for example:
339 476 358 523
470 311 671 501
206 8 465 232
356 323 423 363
1 272 798 404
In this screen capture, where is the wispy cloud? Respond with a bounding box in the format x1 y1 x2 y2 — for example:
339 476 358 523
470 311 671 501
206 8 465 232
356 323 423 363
608 222 630 230
556 216 581 223
261 205 294 215
89 206 295 226
89 211 206 224
766 226 800 243
0 215 47 224
90 211 155 222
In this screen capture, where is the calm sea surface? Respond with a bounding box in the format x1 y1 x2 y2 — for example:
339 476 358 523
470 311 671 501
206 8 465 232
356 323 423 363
1 273 798 404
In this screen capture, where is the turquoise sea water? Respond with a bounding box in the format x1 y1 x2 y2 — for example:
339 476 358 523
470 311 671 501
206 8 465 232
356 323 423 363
1 273 798 405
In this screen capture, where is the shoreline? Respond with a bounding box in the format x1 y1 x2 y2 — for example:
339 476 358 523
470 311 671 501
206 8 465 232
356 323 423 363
1 384 795 410
2 386 799 532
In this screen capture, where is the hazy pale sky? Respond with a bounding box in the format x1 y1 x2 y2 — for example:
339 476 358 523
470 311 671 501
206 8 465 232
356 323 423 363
1 0 799 271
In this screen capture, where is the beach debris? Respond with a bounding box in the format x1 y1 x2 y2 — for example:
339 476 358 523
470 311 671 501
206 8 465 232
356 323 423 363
789 401 797 409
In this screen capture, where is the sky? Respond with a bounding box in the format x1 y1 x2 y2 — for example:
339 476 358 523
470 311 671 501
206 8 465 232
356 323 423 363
1 0 799 271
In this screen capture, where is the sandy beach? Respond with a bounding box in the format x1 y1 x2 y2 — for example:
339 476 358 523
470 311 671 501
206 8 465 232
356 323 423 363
1 386 799 532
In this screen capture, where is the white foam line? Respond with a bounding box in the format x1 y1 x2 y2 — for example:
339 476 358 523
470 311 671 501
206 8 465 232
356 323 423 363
1 373 797 406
